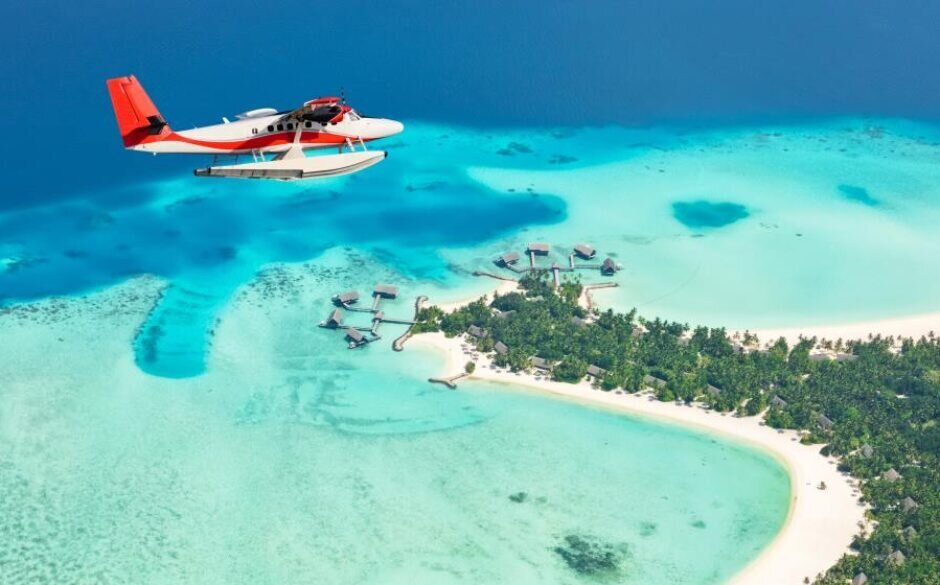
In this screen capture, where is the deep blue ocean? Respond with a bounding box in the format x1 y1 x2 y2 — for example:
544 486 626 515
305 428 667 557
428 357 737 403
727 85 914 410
3 0 940 209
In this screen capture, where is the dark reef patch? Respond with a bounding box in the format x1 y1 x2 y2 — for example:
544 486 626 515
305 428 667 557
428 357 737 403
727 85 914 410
553 534 629 577
837 184 880 207
672 200 749 229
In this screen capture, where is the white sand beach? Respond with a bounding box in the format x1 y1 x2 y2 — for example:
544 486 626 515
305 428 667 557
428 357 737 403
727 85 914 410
410 328 868 585
743 311 940 347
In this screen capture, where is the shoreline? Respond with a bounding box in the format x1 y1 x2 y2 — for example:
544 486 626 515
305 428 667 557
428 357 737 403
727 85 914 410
410 331 866 585
741 310 940 347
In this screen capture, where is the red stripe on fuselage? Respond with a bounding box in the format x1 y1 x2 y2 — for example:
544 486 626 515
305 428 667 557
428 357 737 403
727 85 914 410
137 131 371 152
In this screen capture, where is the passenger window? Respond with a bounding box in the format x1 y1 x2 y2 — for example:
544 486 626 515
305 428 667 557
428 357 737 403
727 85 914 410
276 124 284 131
252 128 258 135
304 121 312 129
287 123 294 130
267 125 274 132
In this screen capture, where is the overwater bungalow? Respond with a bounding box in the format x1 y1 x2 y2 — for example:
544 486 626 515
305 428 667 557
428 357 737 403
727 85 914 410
372 310 385 322
494 341 509 355
573 243 596 259
373 284 399 299
323 308 344 328
468 325 488 339
586 365 607 378
527 242 550 255
530 356 552 371
497 251 520 266
344 327 366 347
333 290 360 305
883 468 900 482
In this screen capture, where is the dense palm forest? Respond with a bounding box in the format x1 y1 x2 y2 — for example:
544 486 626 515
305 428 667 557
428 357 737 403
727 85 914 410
415 272 940 584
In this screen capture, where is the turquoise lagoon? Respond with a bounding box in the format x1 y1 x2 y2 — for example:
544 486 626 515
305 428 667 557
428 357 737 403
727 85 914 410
3 117 940 582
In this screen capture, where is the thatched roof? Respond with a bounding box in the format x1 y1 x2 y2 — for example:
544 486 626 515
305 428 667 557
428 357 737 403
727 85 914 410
901 496 918 512
851 572 867 585
373 284 399 298
334 290 359 304
527 242 550 254
770 395 788 408
883 468 900 482
573 243 596 259
586 365 607 378
468 325 488 339
494 341 509 355
887 550 906 565
817 414 834 429
861 443 874 458
530 356 552 370
644 374 667 388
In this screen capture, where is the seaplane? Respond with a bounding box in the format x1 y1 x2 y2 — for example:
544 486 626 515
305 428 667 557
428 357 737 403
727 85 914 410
106 75 404 180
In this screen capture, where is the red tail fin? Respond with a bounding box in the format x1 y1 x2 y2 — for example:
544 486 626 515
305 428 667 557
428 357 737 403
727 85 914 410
106 75 171 147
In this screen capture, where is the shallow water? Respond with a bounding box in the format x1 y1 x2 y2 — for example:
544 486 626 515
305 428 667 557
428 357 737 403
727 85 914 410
0 261 789 584
3 117 939 583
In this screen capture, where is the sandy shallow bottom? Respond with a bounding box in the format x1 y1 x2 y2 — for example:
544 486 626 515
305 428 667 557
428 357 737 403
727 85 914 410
0 261 795 585
409 331 867 585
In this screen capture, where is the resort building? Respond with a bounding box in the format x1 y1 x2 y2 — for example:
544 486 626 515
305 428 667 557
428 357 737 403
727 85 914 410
887 550 906 566
324 309 344 328
573 243 596 259
901 496 918 512
333 290 359 305
770 395 788 408
570 316 587 327
494 341 509 355
497 251 520 266
527 242 550 255
601 257 618 275
644 374 667 388
373 284 399 299
817 414 834 430
586 365 607 378
861 443 874 458
902 526 917 540
852 573 868 585
705 384 722 397
468 325 489 339
344 327 366 347
530 356 552 371
883 468 901 482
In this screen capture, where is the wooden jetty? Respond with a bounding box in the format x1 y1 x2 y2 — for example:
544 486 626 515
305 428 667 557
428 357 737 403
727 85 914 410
428 372 468 389
392 295 428 351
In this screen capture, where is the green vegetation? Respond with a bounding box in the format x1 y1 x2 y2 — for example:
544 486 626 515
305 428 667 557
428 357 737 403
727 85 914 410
464 360 476 375
416 272 940 584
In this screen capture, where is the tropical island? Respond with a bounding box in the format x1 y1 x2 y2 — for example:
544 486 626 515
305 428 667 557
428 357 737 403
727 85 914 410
411 272 939 585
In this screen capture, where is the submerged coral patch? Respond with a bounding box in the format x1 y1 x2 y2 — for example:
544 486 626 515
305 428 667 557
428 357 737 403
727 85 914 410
553 534 629 577
672 200 750 229
837 184 880 207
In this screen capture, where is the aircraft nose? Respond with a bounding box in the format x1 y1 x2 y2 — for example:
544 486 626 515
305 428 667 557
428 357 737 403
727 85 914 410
360 117 404 139
377 118 404 137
